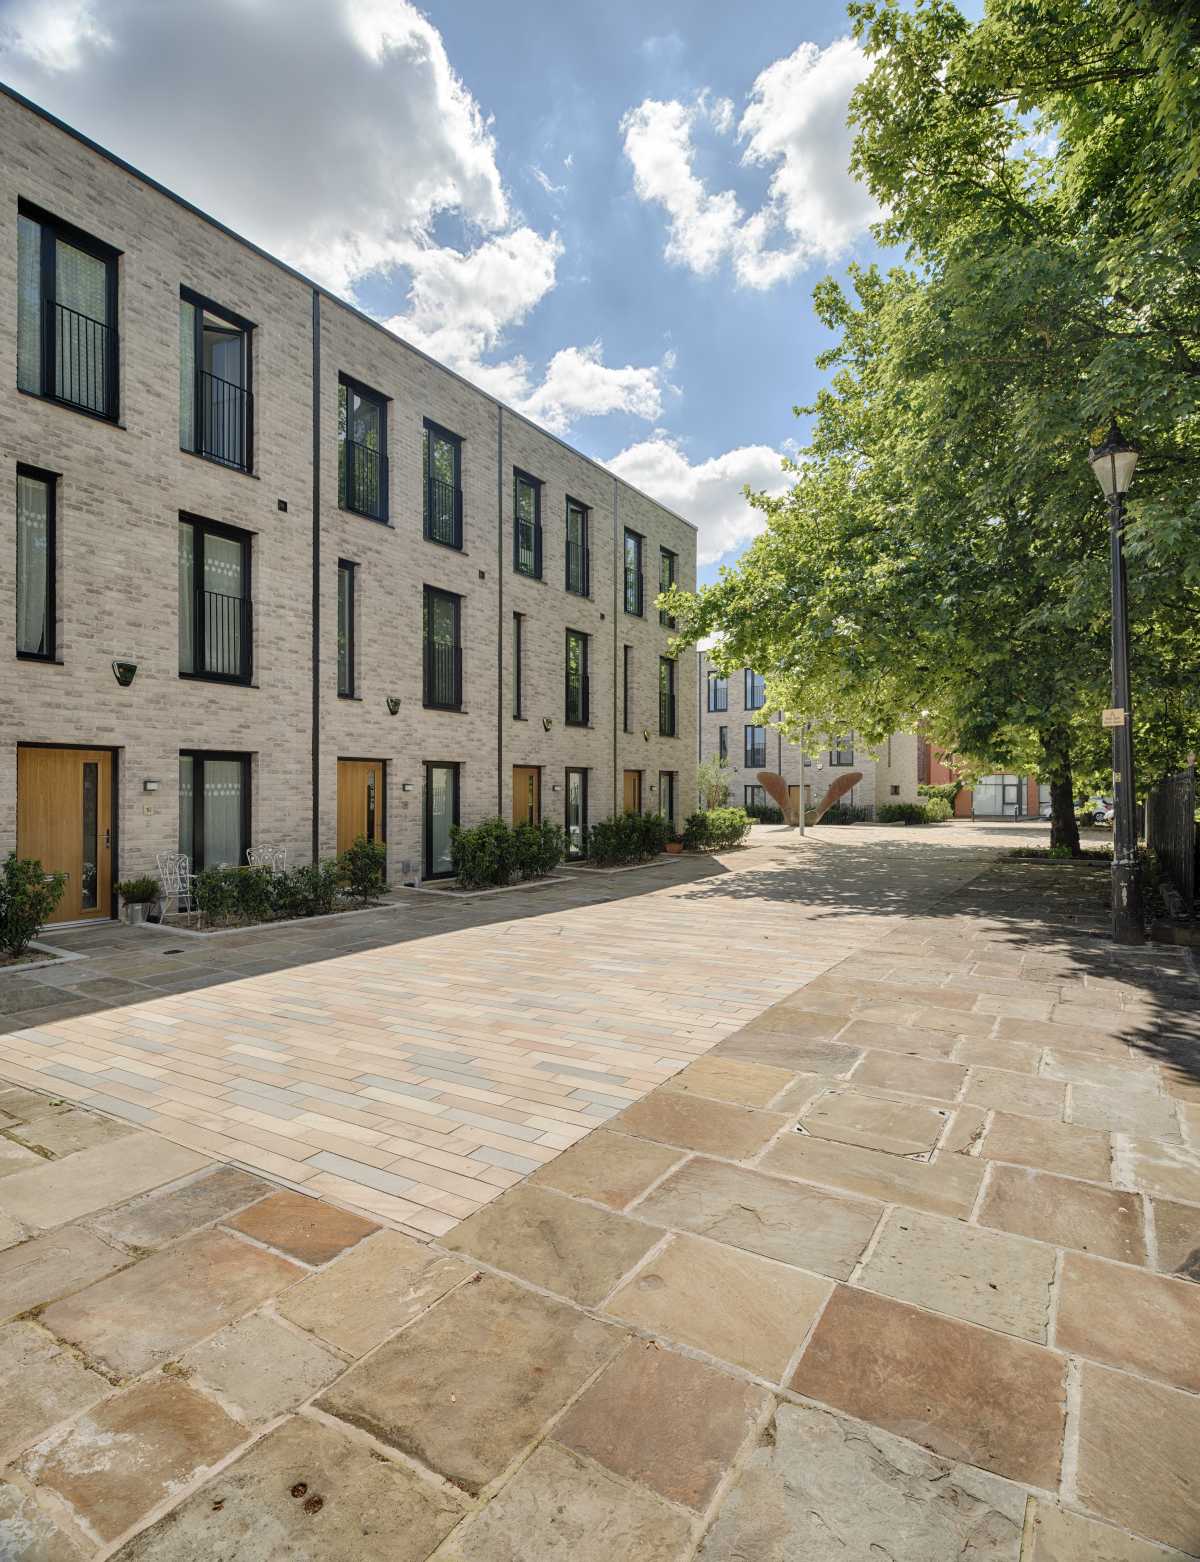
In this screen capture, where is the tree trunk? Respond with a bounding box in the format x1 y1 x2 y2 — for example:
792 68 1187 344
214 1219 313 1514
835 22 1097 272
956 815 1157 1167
1040 728 1081 856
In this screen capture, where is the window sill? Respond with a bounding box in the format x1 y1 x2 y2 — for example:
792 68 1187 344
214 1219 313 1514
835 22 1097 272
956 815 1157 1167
514 571 546 584
424 705 468 715
423 534 467 553
182 447 258 479
337 692 362 701
340 503 393 528
16 651 63 665
179 673 257 689
18 386 124 429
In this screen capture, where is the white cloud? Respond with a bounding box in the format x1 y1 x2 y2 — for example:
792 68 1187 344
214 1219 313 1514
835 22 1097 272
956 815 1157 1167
606 437 788 563
530 164 565 195
620 37 876 289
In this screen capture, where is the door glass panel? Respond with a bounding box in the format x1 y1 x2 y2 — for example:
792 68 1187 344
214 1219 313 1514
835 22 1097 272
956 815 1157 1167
81 762 98 910
366 769 377 842
429 766 455 876
566 771 585 857
203 759 244 867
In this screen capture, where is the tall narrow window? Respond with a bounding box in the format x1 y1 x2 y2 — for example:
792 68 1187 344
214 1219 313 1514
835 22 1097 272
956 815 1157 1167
423 420 463 547
566 630 589 726
565 769 588 858
338 376 388 521
707 671 728 711
744 669 765 710
16 467 55 660
179 752 250 870
718 726 728 762
179 517 252 683
659 548 677 626
17 204 119 419
658 771 676 826
512 612 524 717
423 586 462 710
622 645 632 732
623 528 643 615
180 290 253 471
831 735 855 765
565 499 589 595
514 471 542 578
744 784 766 810
659 657 676 736
425 762 459 878
745 725 766 768
337 560 356 697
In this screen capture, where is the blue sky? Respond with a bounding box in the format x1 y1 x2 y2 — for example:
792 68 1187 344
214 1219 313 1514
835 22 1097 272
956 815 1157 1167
0 0 891 581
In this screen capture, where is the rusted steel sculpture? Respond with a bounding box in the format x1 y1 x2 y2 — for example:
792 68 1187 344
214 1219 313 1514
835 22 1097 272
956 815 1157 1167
756 770 864 826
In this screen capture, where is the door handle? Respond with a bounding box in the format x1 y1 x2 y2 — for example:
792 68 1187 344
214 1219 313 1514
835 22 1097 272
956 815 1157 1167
104 829 111 848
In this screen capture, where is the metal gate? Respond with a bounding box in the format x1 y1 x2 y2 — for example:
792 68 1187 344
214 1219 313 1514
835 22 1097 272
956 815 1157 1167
1146 765 1196 914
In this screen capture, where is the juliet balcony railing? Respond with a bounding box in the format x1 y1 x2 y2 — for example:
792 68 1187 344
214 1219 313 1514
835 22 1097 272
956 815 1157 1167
566 539 590 596
624 567 643 616
47 300 118 419
659 689 677 737
425 476 463 548
342 438 388 521
182 589 252 683
197 369 252 472
566 673 590 727
515 516 542 578
423 641 463 710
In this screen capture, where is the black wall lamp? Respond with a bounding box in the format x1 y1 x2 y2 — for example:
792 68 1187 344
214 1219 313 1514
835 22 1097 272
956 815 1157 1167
386 696 401 715
112 660 138 687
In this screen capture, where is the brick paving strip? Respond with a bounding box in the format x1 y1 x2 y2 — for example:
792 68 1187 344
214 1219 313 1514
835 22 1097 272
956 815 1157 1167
0 828 1197 1557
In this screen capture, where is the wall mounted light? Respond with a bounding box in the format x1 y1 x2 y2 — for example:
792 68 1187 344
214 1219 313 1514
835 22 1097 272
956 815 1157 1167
400 781 414 792
643 728 651 742
542 717 553 731
112 660 138 687
142 779 161 794
386 696 401 715
551 783 562 792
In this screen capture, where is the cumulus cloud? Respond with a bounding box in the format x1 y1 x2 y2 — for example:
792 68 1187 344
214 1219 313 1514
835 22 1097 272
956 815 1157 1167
607 437 788 563
621 37 876 289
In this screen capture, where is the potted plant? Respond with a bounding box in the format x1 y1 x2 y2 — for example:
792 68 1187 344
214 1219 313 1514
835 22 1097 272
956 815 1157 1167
115 876 160 925
664 834 684 854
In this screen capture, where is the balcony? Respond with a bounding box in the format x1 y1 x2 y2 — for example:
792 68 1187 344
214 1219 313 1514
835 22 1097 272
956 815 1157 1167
46 300 117 419
566 674 590 727
624 568 643 616
198 369 252 472
425 476 463 548
515 517 542 578
566 539 590 596
423 641 463 710
182 590 252 683
342 439 388 521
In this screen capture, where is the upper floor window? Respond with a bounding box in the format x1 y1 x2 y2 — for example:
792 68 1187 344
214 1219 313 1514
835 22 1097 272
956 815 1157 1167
338 376 388 522
337 560 356 697
565 629 589 726
624 529 644 615
659 548 677 627
423 585 462 710
745 669 765 710
623 645 632 732
659 657 677 736
16 467 56 661
179 516 252 684
565 498 590 596
17 204 119 421
718 725 728 762
831 734 855 766
514 470 542 578
424 420 462 548
512 612 524 718
180 290 253 472
745 725 766 769
707 672 728 712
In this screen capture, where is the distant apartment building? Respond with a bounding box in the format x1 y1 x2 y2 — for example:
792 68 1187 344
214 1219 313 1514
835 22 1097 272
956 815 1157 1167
918 742 1047 819
697 652 920 817
1 86 697 922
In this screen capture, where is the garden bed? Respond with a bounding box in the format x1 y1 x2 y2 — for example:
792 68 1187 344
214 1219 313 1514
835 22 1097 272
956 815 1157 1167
560 855 677 874
0 941 77 974
140 893 400 937
404 874 571 899
1007 848 1111 863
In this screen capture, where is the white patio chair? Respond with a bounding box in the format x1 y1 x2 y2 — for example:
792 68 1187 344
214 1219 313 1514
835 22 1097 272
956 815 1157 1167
245 845 287 873
155 852 196 923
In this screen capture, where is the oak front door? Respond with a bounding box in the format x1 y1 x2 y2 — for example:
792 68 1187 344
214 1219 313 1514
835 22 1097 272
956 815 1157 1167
17 746 113 923
337 759 385 855
623 769 642 814
513 766 540 826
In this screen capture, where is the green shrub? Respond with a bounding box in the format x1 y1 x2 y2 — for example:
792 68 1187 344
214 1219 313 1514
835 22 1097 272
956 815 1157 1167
683 808 752 851
682 812 711 851
918 781 962 805
922 796 953 823
821 803 872 825
114 875 160 904
744 802 785 823
277 861 341 917
588 814 643 866
0 853 67 957
194 865 240 924
636 812 672 857
341 835 387 905
451 817 519 889
236 866 276 923
512 819 565 878
878 801 948 825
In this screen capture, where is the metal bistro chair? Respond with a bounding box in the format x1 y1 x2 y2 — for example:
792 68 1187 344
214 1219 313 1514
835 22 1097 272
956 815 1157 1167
245 845 287 874
155 852 196 924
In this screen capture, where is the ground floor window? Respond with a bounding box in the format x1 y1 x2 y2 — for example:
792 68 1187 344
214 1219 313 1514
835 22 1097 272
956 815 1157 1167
566 768 588 857
744 784 766 810
658 770 676 826
425 762 459 878
179 751 250 869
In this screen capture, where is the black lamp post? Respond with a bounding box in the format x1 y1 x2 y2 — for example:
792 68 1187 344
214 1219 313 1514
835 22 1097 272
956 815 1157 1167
1087 418 1144 945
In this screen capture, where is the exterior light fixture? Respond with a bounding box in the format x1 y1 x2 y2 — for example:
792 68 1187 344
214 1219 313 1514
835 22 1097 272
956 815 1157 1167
386 696 401 715
542 716 553 731
643 728 651 742
142 779 161 794
400 781 414 792
1088 418 1140 499
112 660 137 687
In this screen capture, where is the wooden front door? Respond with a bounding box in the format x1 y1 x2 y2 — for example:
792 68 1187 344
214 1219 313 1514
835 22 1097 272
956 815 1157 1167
337 759 385 855
623 769 642 814
512 766 540 826
17 747 113 923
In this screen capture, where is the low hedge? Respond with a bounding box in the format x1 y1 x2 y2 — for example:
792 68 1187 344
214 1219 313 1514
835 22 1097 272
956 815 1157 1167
450 817 565 888
821 803 872 825
877 799 952 825
744 802 785 823
587 812 671 867
682 807 752 851
193 859 344 925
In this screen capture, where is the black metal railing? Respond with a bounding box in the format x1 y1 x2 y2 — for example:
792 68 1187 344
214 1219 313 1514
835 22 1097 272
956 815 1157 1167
423 641 462 709
47 300 117 418
707 682 728 712
566 539 590 596
342 439 388 521
624 568 643 615
194 589 252 681
515 517 542 577
659 690 677 737
566 674 590 727
198 369 252 471
425 477 463 547
1146 765 1196 914
745 736 766 769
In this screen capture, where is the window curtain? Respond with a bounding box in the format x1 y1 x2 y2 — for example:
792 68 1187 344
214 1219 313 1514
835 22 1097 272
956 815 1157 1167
202 531 244 677
178 756 195 862
179 299 195 450
177 524 195 673
55 239 108 412
428 767 454 875
17 216 42 394
202 759 244 866
16 474 50 656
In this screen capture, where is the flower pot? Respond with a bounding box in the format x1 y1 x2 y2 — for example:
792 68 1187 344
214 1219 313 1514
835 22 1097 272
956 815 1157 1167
122 902 149 925
664 842 684 854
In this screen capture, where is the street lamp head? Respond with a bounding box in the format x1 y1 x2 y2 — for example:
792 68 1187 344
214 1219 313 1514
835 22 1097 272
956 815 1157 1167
1088 418 1139 499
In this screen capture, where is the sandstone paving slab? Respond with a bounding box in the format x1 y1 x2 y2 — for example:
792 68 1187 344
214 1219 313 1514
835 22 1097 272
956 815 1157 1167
761 1131 984 1218
0 1136 209 1230
834 1019 961 1060
940 1104 989 1154
276 1230 471 1356
0 1206 25 1252
962 1068 1065 1120
40 1228 303 1378
527 1129 684 1210
554 1339 769 1511
88 1166 271 1250
18 1376 246 1544
0 1089 75 1123
633 1156 881 1279
223 1190 378 1265
953 1037 1042 1074
428 1442 694 1562
10 1110 134 1160
696 1401 1025 1562
1075 1362 1200 1554
796 1089 947 1156
1151 1199 1200 1283
1123 1140 1200 1203
859 1209 1055 1342
666 1056 801 1108
790 1285 1066 1488
1043 1051 1158 1092
979 1165 1146 1264
0 1320 111 1464
0 1137 46 1178
0 1477 87 1561
110 1413 467 1561
730 1006 852 1041
713 1030 863 1075
317 1274 626 1495
0 1225 128 1320
850 1050 966 1102
604 1231 831 1382
1055 1252 1200 1391
978 1111 1111 1182
1026 1502 1193 1561
179 1312 344 1423
441 1184 661 1305
1067 1084 1182 1143
611 1090 789 1161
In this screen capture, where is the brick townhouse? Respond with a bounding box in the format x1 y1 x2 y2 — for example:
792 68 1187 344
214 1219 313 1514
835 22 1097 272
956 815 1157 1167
1 86 697 922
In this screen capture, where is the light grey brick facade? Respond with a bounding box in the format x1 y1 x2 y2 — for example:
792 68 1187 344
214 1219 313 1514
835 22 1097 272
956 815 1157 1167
0 87 696 902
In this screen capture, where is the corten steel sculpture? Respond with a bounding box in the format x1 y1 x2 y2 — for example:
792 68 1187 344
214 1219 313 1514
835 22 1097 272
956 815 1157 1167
757 770 864 826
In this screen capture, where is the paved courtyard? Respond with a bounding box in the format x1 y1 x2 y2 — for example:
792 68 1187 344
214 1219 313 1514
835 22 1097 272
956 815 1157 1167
1 823 1198 1559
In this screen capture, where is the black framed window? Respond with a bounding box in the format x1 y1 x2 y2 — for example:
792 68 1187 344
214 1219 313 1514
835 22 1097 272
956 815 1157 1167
338 376 388 521
16 466 56 660
514 470 542 578
744 784 766 810
659 657 676 736
565 498 590 595
745 725 766 768
623 528 643 615
707 672 728 711
745 669 765 710
659 548 677 627
622 645 632 732
423 585 462 710
425 762 460 878
180 289 253 472
179 516 252 684
17 203 119 421
424 420 463 547
179 751 250 870
718 726 728 762
512 612 524 718
659 770 676 826
337 560 356 697
565 768 588 858
566 629 589 726
831 735 855 765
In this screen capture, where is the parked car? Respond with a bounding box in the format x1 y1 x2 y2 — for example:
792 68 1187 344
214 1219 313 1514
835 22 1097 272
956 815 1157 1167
1077 795 1114 827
